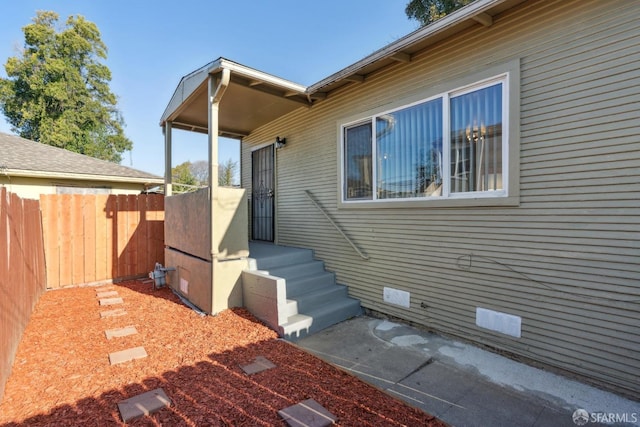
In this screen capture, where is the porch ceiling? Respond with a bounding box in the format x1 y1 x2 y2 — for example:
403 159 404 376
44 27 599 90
160 58 310 138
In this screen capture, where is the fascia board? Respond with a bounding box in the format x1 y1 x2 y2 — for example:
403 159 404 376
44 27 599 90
160 58 308 127
218 58 306 93
3 169 164 185
306 0 509 94
160 60 221 125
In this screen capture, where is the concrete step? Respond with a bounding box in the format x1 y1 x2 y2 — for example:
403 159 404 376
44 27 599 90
278 399 337 427
109 346 148 365
285 271 336 297
105 326 138 340
280 313 313 339
285 298 362 341
284 299 299 318
268 260 326 280
117 388 171 422
252 247 314 270
292 285 349 313
99 297 124 306
247 242 362 341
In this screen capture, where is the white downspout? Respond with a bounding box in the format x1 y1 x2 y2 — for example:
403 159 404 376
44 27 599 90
208 68 230 310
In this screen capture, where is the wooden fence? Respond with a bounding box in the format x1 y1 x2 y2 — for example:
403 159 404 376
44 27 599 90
40 193 165 288
0 190 164 400
0 187 46 401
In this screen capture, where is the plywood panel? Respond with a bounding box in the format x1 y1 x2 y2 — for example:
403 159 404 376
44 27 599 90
94 194 108 281
58 194 73 287
153 194 165 265
40 195 59 288
83 196 97 283
106 195 116 280
126 195 139 278
71 194 84 285
116 195 128 278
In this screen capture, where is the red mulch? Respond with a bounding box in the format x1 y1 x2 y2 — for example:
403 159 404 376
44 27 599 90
0 281 446 426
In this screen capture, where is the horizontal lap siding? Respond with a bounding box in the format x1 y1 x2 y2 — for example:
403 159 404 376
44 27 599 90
242 0 640 396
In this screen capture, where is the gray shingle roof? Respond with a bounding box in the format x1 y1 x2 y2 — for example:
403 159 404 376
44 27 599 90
0 132 162 183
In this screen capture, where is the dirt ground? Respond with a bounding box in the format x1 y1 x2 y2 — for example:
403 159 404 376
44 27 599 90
0 280 446 426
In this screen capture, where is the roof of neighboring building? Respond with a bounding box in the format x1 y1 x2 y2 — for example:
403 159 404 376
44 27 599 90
0 132 163 185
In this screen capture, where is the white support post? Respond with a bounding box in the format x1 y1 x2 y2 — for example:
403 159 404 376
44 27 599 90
208 69 230 314
164 121 173 197
208 69 230 261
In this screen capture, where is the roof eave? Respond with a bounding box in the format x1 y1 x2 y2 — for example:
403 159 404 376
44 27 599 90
2 169 164 185
307 0 514 95
160 57 308 127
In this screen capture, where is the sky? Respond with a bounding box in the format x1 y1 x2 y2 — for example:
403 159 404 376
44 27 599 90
0 1 419 177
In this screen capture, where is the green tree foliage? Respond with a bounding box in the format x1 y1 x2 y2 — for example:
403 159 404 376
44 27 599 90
172 161 197 188
171 159 238 192
0 11 132 162
405 0 474 26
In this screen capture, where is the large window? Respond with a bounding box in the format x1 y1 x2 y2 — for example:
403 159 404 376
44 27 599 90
342 76 507 203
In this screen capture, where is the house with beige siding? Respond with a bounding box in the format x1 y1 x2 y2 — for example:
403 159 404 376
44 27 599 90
161 0 639 398
0 132 162 199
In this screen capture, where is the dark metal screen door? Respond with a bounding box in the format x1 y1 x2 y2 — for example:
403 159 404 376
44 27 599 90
252 145 275 241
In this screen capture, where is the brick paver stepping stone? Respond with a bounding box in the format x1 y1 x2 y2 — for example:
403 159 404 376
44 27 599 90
240 356 277 375
109 346 147 365
100 308 127 318
278 399 337 427
96 290 119 298
117 388 171 422
96 286 115 292
99 297 124 306
105 326 137 340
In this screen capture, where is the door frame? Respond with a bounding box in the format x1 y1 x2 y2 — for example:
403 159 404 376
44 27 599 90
250 142 277 242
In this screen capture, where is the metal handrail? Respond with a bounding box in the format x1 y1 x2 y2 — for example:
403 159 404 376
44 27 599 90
304 190 369 260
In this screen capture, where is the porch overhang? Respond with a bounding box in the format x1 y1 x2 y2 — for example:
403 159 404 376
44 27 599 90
160 57 310 138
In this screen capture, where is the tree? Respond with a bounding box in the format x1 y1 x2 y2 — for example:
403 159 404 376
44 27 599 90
218 158 238 187
171 159 238 192
185 158 238 187
0 11 132 162
171 161 197 188
190 160 209 185
405 0 474 26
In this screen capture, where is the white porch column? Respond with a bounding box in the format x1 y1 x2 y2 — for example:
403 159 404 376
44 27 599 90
208 69 230 261
164 120 173 196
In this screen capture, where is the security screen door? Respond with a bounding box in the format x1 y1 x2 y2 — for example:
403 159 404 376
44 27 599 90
251 145 275 241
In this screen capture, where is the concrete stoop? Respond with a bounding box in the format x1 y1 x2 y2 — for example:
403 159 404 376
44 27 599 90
249 242 362 341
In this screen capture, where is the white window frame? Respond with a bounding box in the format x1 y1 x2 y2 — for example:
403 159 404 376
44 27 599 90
337 61 520 209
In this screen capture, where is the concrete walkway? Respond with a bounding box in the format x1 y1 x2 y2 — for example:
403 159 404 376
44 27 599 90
296 316 639 427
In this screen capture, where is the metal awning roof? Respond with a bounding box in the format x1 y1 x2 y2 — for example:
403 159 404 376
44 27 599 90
160 0 525 137
160 58 310 137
